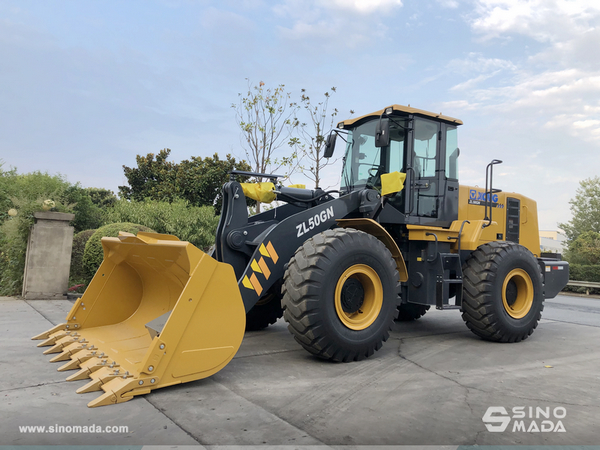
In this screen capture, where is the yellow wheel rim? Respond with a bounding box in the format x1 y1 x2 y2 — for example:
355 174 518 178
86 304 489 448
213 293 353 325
334 264 383 330
502 268 534 319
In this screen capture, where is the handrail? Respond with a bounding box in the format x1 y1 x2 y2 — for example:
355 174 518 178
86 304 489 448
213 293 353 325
483 159 502 228
406 166 416 214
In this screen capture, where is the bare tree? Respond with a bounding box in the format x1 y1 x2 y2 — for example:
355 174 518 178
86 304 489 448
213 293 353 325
297 87 340 189
232 80 300 212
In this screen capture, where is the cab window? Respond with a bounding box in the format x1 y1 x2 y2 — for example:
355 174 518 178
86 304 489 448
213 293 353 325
445 126 459 180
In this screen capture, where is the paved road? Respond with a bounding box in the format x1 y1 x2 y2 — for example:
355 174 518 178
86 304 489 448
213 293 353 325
1 294 599 446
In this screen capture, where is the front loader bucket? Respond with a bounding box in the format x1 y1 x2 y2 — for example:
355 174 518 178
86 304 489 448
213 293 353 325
32 231 245 407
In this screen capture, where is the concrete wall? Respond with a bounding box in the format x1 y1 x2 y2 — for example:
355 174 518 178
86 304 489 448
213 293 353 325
22 212 75 300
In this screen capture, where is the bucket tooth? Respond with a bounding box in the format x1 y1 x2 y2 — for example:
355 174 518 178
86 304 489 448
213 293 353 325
42 342 68 355
88 378 135 408
49 350 74 363
67 366 94 381
58 351 96 372
83 356 110 371
58 355 87 372
76 367 120 394
31 323 67 340
88 391 120 408
58 359 81 372
77 378 104 394
48 343 87 362
42 335 79 354
36 332 68 347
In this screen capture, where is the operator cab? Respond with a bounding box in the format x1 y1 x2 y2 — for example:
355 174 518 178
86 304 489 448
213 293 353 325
328 104 462 228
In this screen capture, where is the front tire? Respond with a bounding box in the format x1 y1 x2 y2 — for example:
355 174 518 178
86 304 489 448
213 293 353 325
282 228 399 362
461 241 544 342
245 281 283 331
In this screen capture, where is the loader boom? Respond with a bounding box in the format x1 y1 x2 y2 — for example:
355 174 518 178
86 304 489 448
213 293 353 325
216 180 389 313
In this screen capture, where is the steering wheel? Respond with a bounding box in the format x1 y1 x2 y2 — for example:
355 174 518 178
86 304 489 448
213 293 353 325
366 166 384 189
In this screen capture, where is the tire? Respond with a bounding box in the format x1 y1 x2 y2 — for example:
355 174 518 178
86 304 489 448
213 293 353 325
461 241 544 343
396 303 430 321
282 228 400 362
245 281 283 331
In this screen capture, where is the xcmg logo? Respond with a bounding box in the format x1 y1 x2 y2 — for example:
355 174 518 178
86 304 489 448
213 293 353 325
482 406 567 433
469 189 498 203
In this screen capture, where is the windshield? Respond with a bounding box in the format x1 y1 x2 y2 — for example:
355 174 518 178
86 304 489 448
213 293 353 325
340 118 407 193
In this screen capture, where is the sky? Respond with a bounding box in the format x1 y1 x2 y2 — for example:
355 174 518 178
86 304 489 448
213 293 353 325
1 0 599 230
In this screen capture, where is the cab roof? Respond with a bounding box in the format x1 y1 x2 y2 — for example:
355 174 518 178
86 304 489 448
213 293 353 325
337 104 463 128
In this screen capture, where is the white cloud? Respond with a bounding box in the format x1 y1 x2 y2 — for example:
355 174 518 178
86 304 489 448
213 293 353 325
445 68 600 143
447 53 517 90
448 53 517 74
471 0 600 42
274 0 403 49
573 119 600 129
321 0 403 14
450 73 497 91
532 28 600 71
447 2 600 143
443 1 600 228
436 0 459 7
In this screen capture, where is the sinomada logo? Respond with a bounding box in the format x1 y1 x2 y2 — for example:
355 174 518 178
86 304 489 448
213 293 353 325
482 406 567 433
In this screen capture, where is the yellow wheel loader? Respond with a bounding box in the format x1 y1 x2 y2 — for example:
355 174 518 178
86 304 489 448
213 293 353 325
33 104 569 407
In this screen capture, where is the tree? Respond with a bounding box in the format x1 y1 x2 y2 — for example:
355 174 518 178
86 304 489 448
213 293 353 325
567 231 600 265
176 153 252 213
559 176 600 243
297 87 339 189
119 149 178 202
86 188 117 209
63 186 104 232
119 149 252 213
232 80 300 212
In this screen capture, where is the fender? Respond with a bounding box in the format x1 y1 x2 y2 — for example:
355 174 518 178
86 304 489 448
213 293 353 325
336 218 409 283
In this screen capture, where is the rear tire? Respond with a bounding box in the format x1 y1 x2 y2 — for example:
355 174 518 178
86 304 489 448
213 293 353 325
396 303 430 321
282 228 399 362
461 241 544 342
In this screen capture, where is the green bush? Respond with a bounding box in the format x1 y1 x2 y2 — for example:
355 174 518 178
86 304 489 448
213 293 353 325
82 223 154 279
569 263 600 281
70 229 96 284
0 216 29 296
103 199 219 250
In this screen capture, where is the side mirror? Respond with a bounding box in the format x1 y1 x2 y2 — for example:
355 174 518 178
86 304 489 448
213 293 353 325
324 133 337 158
375 119 390 148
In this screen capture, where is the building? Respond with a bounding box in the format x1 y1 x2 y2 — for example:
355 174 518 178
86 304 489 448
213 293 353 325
539 230 567 254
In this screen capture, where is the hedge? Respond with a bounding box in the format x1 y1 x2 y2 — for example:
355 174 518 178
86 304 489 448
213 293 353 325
70 229 97 282
82 223 154 280
102 199 219 251
563 263 600 295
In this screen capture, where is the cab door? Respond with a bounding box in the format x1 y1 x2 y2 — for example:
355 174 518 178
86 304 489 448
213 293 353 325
408 117 441 221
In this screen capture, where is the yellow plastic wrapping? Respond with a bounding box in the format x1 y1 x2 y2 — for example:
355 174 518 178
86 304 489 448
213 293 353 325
381 172 406 196
241 182 276 203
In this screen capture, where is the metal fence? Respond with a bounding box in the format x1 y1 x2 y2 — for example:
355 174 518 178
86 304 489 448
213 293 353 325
566 280 600 295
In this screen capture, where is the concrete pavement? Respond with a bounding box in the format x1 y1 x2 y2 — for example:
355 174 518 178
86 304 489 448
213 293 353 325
1 294 599 446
